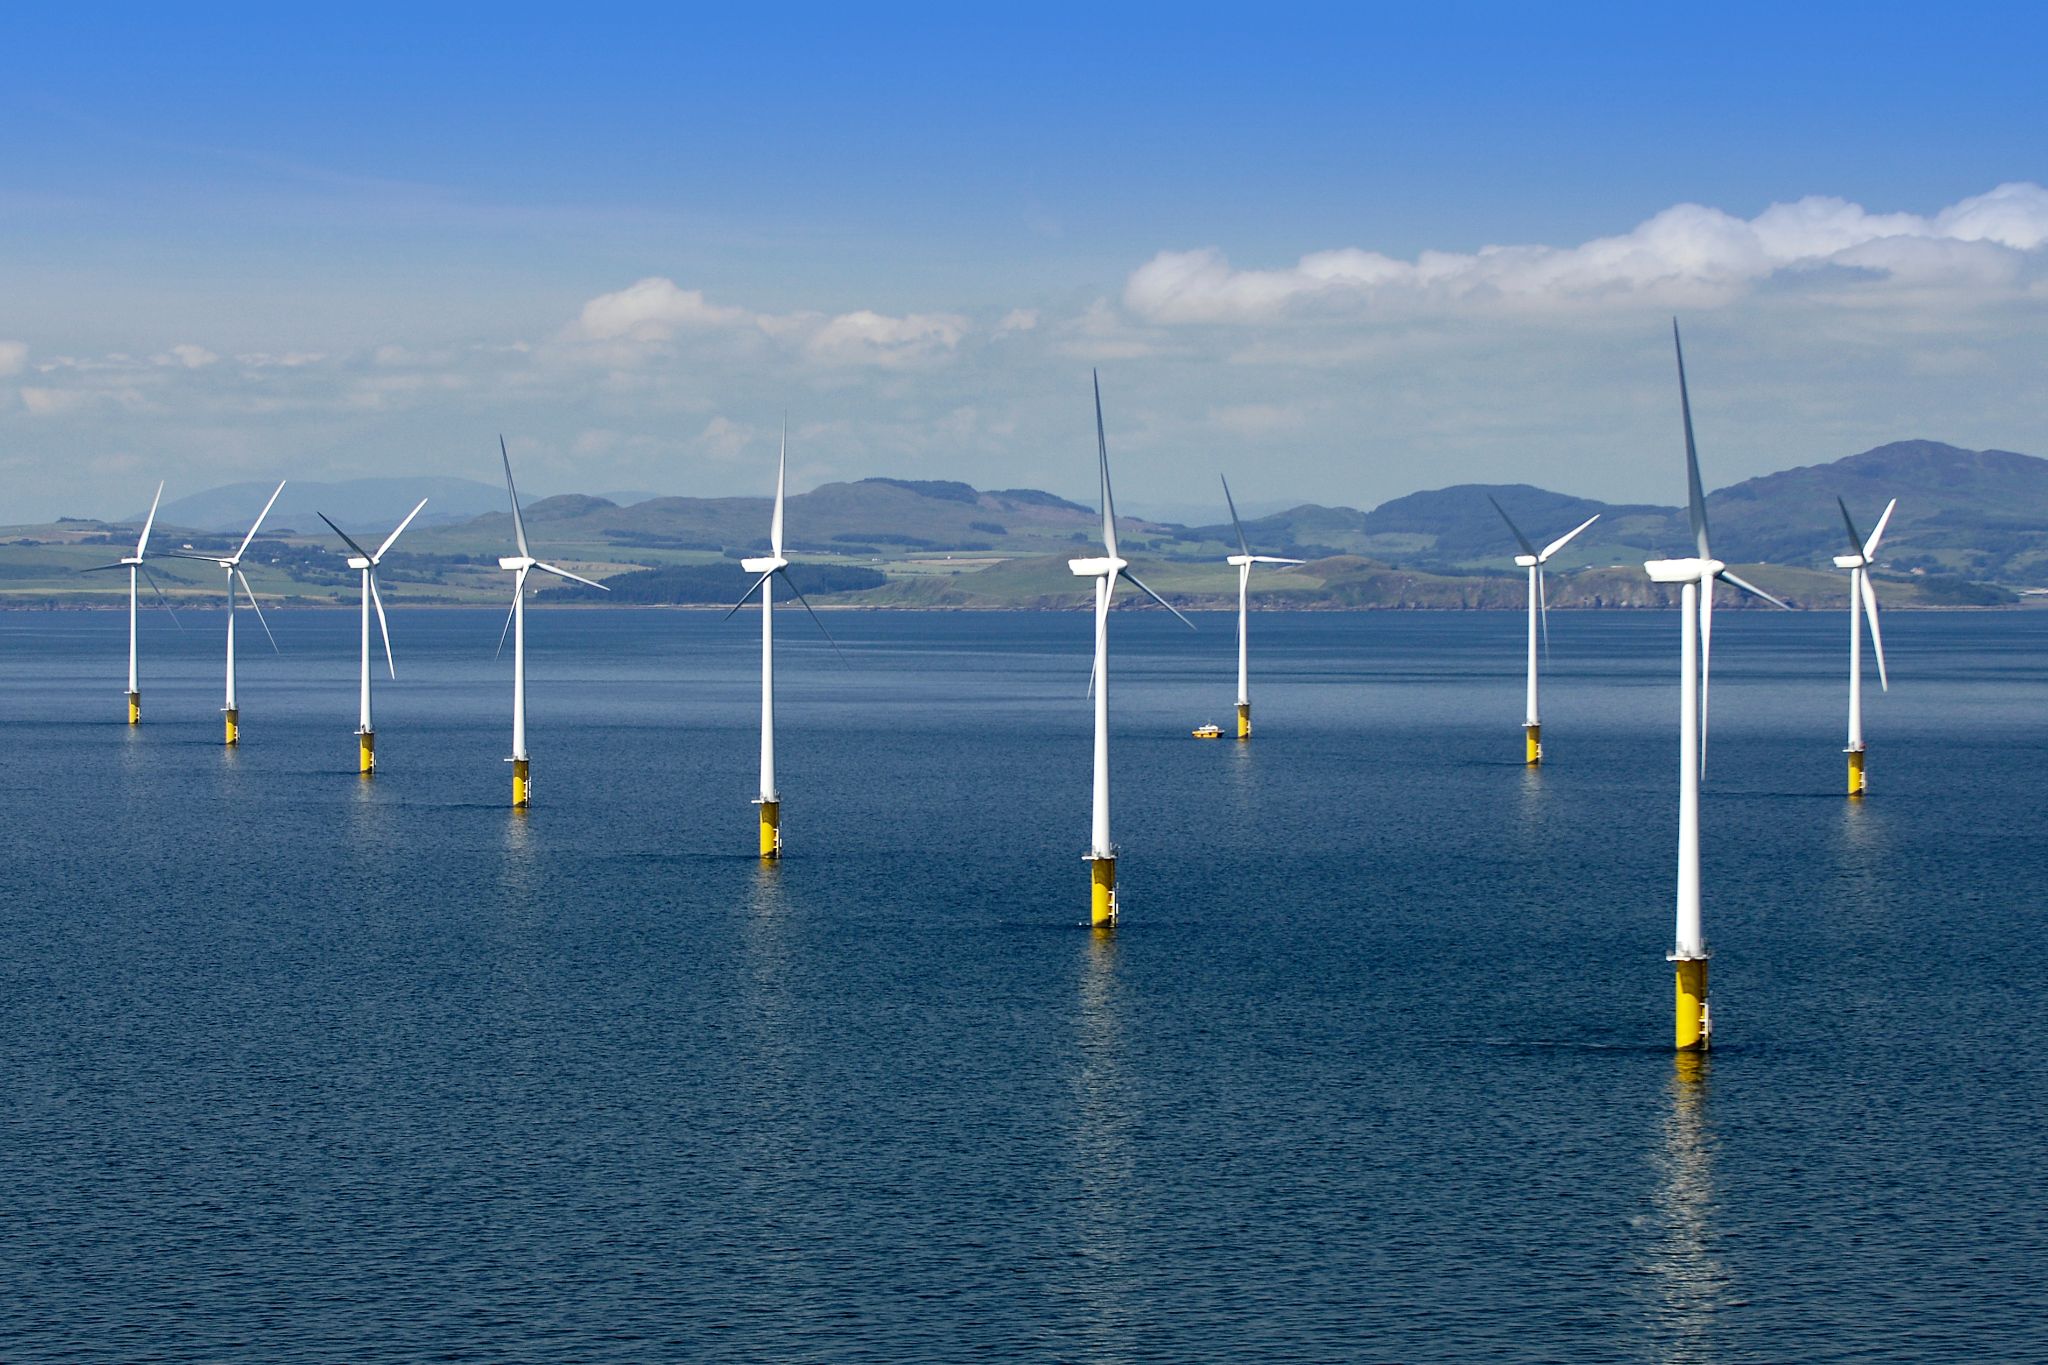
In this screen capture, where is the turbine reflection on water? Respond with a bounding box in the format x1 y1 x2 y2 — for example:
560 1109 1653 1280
1070 927 1139 1355
1644 1052 1731 1363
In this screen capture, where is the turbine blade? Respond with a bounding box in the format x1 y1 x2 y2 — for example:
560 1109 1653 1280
1087 576 1112 699
141 565 184 628
770 420 787 559
1837 496 1865 557
237 569 279 653
1861 571 1889 692
374 498 429 562
494 591 517 661
1489 495 1537 557
532 560 610 592
234 480 287 562
1674 321 1711 561
1540 513 1600 563
1093 370 1118 558
79 562 129 573
1699 578 1713 776
1718 569 1793 611
1864 497 1897 561
1221 474 1251 558
1539 565 1551 661
722 570 774 621
1119 567 1197 630
318 512 373 561
499 435 530 558
137 481 164 558
166 552 226 563
1253 555 1307 565
778 568 850 668
370 574 396 679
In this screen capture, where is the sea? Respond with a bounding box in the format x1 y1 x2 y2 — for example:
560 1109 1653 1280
0 605 2042 1362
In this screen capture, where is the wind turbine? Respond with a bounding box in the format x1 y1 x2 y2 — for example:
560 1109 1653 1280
495 438 608 807
1069 372 1195 927
1489 497 1599 765
1834 497 1895 797
724 424 844 859
1219 477 1303 739
319 499 428 774
170 480 286 746
80 481 178 723
1642 323 1790 1051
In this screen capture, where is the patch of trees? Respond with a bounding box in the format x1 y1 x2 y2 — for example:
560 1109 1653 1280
858 477 979 504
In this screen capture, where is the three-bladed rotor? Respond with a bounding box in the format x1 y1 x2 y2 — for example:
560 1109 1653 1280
1221 475 1306 571
1647 322 1793 769
1490 495 1599 656
1070 371 1198 631
168 479 287 653
494 436 610 655
722 422 846 661
1834 497 1894 692
320 498 428 679
81 480 181 623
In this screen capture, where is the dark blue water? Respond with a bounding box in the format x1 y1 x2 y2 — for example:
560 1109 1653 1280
1 606 2043 1362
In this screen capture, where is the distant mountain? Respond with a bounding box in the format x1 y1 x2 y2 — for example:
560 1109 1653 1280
21 437 2032 610
143 477 512 535
1168 441 2048 583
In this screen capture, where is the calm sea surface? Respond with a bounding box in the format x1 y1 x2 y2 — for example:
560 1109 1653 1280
0 605 2043 1362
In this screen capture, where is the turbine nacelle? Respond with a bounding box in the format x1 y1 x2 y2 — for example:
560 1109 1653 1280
1833 554 1867 570
741 555 789 574
1069 555 1126 578
346 556 372 571
1513 553 1540 568
1645 556 1724 584
498 555 534 572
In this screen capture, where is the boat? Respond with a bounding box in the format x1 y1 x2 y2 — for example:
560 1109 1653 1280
1191 723 1223 739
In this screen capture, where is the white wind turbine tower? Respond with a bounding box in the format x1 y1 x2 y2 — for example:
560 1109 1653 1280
1489 496 1599 765
170 480 286 746
724 424 844 860
1834 496 1895 797
1219 476 1303 739
80 480 178 724
495 438 609 807
1642 322 1790 1052
319 499 429 775
1069 372 1195 927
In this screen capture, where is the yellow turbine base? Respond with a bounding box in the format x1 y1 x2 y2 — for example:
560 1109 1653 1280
1237 701 1251 740
512 757 530 808
1090 856 1117 928
759 800 781 860
1526 723 1542 766
223 708 239 747
1674 957 1710 1052
1848 748 1866 798
359 730 375 775
127 691 140 726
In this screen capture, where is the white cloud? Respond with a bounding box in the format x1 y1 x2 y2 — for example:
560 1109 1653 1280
0 341 25 376
804 309 968 368
571 277 749 341
565 276 969 368
996 308 1039 333
696 415 755 461
1125 182 2048 323
155 343 219 369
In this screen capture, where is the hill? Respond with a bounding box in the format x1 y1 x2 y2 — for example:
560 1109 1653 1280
6 439 2042 609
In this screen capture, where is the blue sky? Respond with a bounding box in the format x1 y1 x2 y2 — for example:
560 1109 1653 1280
3 4 2045 522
